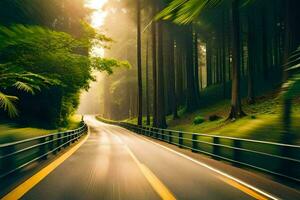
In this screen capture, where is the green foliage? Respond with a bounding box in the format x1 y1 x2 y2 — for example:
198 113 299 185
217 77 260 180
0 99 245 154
156 0 223 24
281 74 300 100
0 24 127 126
0 63 58 117
193 116 205 125
156 0 255 24
208 114 221 121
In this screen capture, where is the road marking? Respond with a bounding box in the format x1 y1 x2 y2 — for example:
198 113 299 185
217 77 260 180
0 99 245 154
109 132 176 200
122 129 278 200
2 130 90 200
218 176 268 200
125 146 176 200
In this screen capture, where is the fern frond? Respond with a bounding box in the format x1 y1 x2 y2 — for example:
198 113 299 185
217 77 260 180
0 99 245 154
0 92 19 117
13 81 35 94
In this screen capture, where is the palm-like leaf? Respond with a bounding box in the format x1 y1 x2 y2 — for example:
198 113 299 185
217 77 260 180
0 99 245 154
156 0 255 24
0 92 19 117
13 81 36 94
0 63 59 117
156 0 223 24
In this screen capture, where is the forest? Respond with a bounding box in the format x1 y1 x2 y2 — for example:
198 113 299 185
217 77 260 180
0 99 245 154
0 0 300 198
0 0 127 129
0 0 300 143
93 0 300 145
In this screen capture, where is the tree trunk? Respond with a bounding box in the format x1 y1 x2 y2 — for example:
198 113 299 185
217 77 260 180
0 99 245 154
206 39 212 86
222 11 227 98
157 21 167 128
169 32 178 119
152 6 158 127
262 3 268 81
228 0 246 120
247 13 255 104
186 26 198 112
146 38 150 125
137 0 143 125
176 41 184 105
193 31 201 104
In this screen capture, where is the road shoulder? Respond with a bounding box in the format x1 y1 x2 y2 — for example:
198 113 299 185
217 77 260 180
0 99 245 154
121 127 300 200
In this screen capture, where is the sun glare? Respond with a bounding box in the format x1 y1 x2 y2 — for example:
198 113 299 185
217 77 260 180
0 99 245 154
85 0 108 10
85 0 108 28
85 0 108 57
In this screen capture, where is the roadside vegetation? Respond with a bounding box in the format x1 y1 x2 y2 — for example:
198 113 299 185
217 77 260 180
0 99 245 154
0 0 127 141
97 0 300 147
0 114 82 143
124 89 300 144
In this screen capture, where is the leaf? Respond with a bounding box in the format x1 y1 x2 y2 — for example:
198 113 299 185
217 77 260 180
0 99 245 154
13 81 36 94
0 92 19 117
156 0 223 24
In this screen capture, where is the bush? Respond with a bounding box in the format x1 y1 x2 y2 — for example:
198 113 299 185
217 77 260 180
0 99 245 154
250 115 256 119
193 116 205 125
209 114 221 121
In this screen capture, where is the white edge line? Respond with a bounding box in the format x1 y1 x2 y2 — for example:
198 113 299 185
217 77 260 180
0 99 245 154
120 127 280 200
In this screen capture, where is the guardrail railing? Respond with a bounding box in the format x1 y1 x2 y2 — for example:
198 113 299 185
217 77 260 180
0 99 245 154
0 122 88 178
100 118 300 183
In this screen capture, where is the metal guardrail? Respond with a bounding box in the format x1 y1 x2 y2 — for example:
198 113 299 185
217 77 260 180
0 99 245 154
0 122 88 178
101 119 300 183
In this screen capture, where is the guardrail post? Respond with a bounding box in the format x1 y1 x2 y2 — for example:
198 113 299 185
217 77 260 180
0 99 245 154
168 131 172 143
161 130 165 141
57 133 62 152
213 137 220 159
151 128 155 137
68 132 71 145
154 128 157 138
149 127 152 137
64 132 68 147
192 134 198 152
49 135 54 154
142 127 145 135
40 137 47 160
179 132 183 148
233 139 241 165
75 130 79 141
72 131 76 143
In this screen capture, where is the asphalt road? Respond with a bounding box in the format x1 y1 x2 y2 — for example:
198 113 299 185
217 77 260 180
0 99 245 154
18 116 277 200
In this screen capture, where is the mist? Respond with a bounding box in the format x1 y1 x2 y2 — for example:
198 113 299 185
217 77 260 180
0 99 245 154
78 0 137 118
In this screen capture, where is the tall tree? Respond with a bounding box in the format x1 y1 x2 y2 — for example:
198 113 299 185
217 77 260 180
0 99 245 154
152 5 158 127
247 8 255 104
194 31 201 104
169 27 179 119
157 0 248 119
185 26 198 112
228 0 245 119
136 0 143 125
145 38 151 125
156 20 167 128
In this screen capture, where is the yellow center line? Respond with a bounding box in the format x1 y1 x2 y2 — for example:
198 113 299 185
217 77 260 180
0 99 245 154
108 131 176 200
2 130 90 200
125 146 176 200
218 176 268 200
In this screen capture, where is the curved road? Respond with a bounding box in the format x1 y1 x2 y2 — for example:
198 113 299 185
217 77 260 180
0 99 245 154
6 116 284 199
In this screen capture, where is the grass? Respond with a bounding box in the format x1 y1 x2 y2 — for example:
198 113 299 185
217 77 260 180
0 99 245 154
167 92 300 144
0 114 82 144
123 91 300 144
